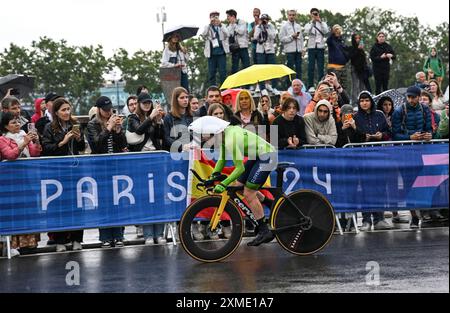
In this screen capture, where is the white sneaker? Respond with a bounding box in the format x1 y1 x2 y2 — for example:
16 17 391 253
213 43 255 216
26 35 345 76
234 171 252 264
10 248 20 258
145 238 155 245
272 88 280 96
72 241 82 251
56 244 67 252
222 226 232 239
192 224 205 241
156 237 167 244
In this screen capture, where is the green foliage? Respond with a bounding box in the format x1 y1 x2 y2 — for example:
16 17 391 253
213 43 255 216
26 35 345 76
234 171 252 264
0 37 110 114
110 48 163 96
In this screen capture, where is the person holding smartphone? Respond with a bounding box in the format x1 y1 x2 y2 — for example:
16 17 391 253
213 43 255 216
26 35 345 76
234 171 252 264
201 11 230 87
41 98 85 252
304 8 329 90
279 9 304 89
87 96 127 248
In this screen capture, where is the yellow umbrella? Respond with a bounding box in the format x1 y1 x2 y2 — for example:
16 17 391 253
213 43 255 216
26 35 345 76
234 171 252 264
220 64 296 90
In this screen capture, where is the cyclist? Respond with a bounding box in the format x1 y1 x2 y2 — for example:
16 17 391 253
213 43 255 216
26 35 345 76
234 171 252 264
189 116 278 246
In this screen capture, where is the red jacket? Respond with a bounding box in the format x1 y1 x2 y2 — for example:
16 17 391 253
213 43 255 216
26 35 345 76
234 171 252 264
0 135 41 161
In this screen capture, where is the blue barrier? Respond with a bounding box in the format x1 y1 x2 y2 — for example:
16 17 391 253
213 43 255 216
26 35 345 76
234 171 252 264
0 143 448 235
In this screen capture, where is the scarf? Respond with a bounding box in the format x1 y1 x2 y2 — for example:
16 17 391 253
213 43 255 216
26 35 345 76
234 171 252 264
5 131 30 158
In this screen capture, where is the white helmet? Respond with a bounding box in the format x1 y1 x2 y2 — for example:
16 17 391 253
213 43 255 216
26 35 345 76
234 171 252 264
188 116 230 134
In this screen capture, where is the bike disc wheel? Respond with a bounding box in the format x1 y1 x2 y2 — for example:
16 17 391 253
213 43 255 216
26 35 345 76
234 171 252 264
271 190 335 255
179 195 244 262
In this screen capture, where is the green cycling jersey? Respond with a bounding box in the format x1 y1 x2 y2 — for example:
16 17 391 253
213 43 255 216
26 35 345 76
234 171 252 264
212 126 276 187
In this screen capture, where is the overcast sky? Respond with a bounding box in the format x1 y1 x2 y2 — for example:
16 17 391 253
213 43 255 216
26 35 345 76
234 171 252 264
1 0 449 57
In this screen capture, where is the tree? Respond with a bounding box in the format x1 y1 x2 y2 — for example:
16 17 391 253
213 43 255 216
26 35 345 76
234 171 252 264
0 37 110 114
110 48 163 96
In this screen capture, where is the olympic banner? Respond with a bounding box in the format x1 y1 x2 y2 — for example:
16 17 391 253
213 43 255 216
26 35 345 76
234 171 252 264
0 144 448 235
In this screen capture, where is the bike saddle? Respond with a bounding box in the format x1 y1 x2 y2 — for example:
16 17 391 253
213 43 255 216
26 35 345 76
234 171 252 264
276 162 295 170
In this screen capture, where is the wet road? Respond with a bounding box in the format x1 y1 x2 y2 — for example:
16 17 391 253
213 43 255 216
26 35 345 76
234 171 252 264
0 228 448 293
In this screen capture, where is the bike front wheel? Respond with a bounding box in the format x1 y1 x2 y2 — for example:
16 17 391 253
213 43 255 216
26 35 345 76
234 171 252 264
179 195 244 263
271 190 335 256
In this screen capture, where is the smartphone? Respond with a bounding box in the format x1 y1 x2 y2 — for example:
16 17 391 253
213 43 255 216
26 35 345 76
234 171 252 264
344 113 353 122
72 124 80 133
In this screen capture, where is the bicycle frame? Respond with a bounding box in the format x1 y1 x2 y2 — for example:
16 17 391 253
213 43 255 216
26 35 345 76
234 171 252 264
210 185 309 233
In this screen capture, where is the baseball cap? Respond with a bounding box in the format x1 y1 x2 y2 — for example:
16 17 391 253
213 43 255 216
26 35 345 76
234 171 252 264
406 86 421 97
44 92 62 103
96 96 113 110
138 92 153 103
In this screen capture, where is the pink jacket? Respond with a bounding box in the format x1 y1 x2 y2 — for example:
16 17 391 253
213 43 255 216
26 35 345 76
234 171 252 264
0 135 41 161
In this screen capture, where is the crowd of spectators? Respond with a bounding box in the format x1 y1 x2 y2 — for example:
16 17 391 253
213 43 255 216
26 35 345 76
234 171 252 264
1 6 449 257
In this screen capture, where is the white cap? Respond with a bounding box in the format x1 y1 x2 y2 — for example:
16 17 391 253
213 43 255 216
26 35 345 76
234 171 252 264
188 116 230 134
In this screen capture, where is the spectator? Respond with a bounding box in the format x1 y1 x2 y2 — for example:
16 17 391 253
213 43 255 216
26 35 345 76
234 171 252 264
87 96 127 248
136 85 149 95
415 71 429 90
232 89 268 136
0 112 41 257
41 98 85 252
189 95 200 113
127 93 166 245
163 87 194 152
304 80 334 114
31 98 45 124
248 8 261 65
207 103 227 121
272 97 307 149
1 96 29 132
392 86 433 229
353 91 390 143
226 9 250 74
420 90 440 138
423 47 445 85
326 24 349 90
197 86 220 117
222 93 233 107
335 104 365 147
352 91 393 231
376 96 394 130
370 31 396 95
161 32 190 91
437 103 449 139
279 10 304 88
287 79 311 116
201 11 229 87
349 33 370 105
257 95 276 125
254 14 278 92
121 95 138 129
303 99 337 145
323 71 351 107
392 86 432 142
274 91 293 118
36 92 62 136
429 79 445 114
304 8 329 90
329 89 341 124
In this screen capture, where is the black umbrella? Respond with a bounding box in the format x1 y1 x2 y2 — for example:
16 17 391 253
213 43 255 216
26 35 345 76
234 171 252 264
0 74 35 99
162 25 199 42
